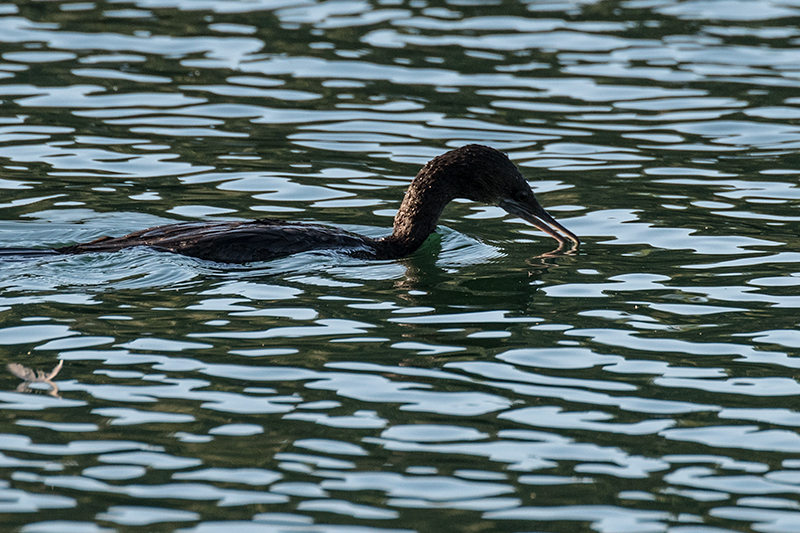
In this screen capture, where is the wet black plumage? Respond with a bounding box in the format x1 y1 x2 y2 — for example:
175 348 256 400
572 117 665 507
50 144 579 263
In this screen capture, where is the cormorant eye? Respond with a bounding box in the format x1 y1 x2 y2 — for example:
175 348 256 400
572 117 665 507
513 189 530 202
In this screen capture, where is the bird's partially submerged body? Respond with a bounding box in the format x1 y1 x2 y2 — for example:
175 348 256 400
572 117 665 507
45 145 579 264
58 219 384 262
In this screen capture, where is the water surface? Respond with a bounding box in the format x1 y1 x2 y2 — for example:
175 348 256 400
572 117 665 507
2 0 800 531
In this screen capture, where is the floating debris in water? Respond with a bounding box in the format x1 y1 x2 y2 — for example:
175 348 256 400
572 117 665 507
7 359 63 398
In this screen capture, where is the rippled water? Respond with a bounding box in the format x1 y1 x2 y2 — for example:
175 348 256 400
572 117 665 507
2 0 800 531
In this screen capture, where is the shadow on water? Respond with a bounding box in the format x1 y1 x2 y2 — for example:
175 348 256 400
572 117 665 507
394 231 580 306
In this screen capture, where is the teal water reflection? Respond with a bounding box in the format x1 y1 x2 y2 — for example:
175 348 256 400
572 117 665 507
3 0 800 532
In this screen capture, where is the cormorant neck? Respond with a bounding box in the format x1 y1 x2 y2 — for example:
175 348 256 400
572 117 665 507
374 165 457 259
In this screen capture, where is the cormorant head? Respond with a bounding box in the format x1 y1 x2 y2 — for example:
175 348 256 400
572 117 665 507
431 144 580 247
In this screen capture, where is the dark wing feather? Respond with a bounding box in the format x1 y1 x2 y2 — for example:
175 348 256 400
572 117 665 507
59 220 375 263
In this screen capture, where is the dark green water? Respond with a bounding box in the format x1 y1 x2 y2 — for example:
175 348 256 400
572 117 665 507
2 0 800 531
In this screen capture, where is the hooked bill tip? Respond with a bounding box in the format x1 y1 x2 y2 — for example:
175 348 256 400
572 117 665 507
500 199 580 247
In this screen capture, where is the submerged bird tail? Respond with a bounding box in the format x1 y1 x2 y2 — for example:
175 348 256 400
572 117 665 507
0 247 61 260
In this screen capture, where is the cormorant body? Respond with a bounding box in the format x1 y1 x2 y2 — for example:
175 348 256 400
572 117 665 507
48 145 579 263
